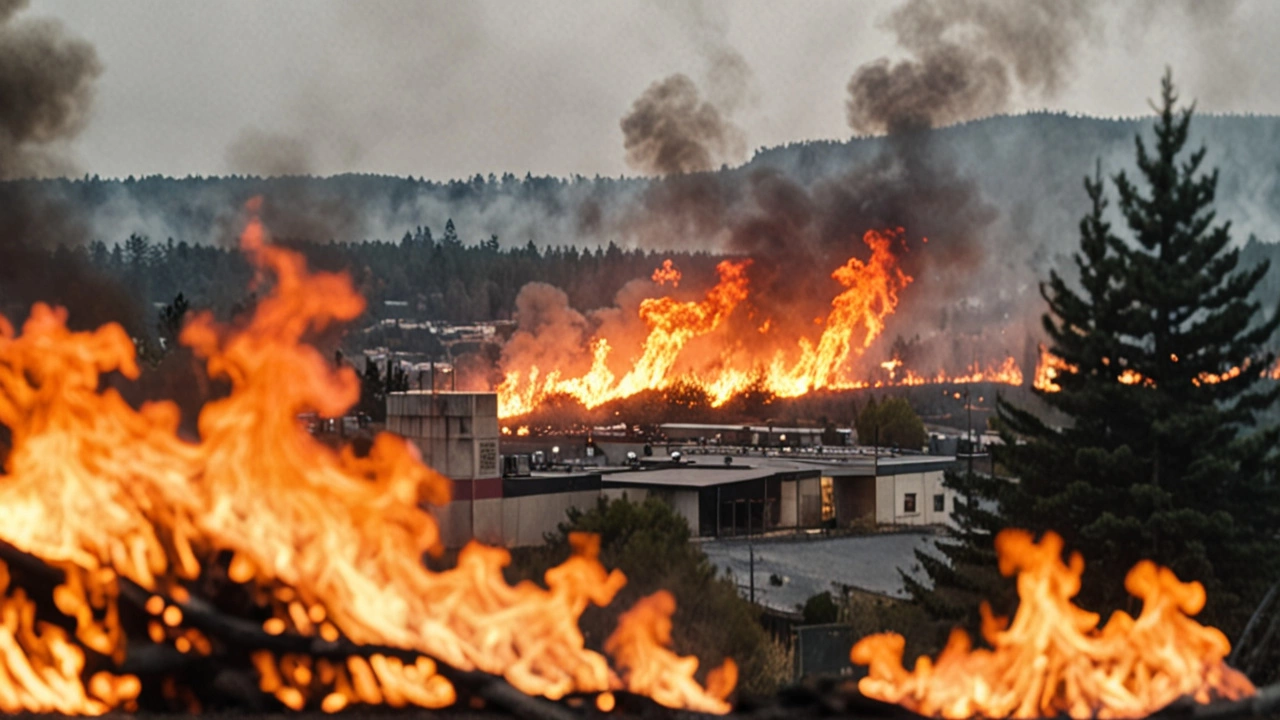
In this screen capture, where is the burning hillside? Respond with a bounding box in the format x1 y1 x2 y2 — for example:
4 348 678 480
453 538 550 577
495 229 1027 420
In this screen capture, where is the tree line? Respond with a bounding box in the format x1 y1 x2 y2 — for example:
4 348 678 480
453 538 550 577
30 222 724 332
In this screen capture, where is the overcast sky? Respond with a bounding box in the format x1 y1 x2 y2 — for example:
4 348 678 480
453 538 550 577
29 0 1280 181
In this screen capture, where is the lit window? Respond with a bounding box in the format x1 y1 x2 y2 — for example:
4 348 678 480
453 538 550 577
820 477 835 522
903 493 917 513
934 494 945 512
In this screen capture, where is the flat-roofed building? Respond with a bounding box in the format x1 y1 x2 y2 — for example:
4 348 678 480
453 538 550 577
388 392 958 547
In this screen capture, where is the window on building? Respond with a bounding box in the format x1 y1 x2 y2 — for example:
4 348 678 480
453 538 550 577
903 493 917 513
934 494 945 512
820 477 835 522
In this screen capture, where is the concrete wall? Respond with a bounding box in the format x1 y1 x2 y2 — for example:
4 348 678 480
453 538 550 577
798 476 822 527
436 487 661 549
780 479 798 528
875 471 954 526
646 488 700 535
388 392 500 481
603 487 649 504
673 491 700 533
499 491 601 547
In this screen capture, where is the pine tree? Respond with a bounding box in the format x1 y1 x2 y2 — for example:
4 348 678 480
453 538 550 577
1102 71 1280 631
908 71 1280 639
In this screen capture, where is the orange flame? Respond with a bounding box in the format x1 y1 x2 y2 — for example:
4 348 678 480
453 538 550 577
605 591 737 714
497 259 751 416
0 560 140 714
651 259 682 287
498 229 935 417
0 202 734 713
901 357 1024 387
761 229 913 397
852 530 1254 719
1032 345 1077 393
1035 346 1277 392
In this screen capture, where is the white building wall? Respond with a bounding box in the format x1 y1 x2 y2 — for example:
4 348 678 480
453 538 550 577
499 491 602 548
434 501 473 549
872 470 956 527
472 498 504 545
920 471 955 526
897 472 927 525
672 491 700 533
875 476 894 524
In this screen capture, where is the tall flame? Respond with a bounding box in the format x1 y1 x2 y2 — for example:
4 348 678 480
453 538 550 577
497 259 751 417
0 201 734 713
761 228 913 397
498 228 947 417
852 530 1255 719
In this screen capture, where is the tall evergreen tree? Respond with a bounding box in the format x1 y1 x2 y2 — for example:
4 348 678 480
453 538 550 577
908 72 1280 639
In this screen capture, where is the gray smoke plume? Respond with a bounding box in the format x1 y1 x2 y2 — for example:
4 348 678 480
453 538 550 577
621 74 746 176
619 1 754 177
225 128 316 177
847 0 1098 134
0 0 100 179
0 1 147 345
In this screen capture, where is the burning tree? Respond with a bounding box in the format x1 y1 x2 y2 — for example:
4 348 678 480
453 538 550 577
910 71 1280 649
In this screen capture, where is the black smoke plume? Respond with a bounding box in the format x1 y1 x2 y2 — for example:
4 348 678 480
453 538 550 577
847 0 1097 134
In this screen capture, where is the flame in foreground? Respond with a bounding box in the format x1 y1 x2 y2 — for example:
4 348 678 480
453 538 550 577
605 591 737 711
852 530 1255 719
0 202 733 714
496 229 998 418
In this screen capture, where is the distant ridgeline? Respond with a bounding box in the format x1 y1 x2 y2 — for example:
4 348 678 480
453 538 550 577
3 112 1280 328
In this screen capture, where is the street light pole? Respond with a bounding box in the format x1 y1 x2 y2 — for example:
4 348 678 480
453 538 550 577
748 499 755 605
966 384 974 478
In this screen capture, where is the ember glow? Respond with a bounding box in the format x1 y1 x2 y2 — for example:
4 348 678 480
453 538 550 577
0 201 734 714
497 229 1024 418
852 530 1255 719
1033 345 1280 392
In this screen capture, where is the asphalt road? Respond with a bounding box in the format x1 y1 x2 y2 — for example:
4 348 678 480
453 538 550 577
701 531 947 613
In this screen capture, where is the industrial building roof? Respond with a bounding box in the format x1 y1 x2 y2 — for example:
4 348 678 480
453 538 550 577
505 454 958 492
599 457 821 489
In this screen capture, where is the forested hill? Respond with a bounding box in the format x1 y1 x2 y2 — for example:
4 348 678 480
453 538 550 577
3 112 1280 326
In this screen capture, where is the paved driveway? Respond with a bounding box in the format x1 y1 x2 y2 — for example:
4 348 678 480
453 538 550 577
701 532 947 613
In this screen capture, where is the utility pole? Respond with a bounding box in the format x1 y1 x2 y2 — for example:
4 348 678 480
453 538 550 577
966 384 974 478
873 424 879 476
748 499 755 605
